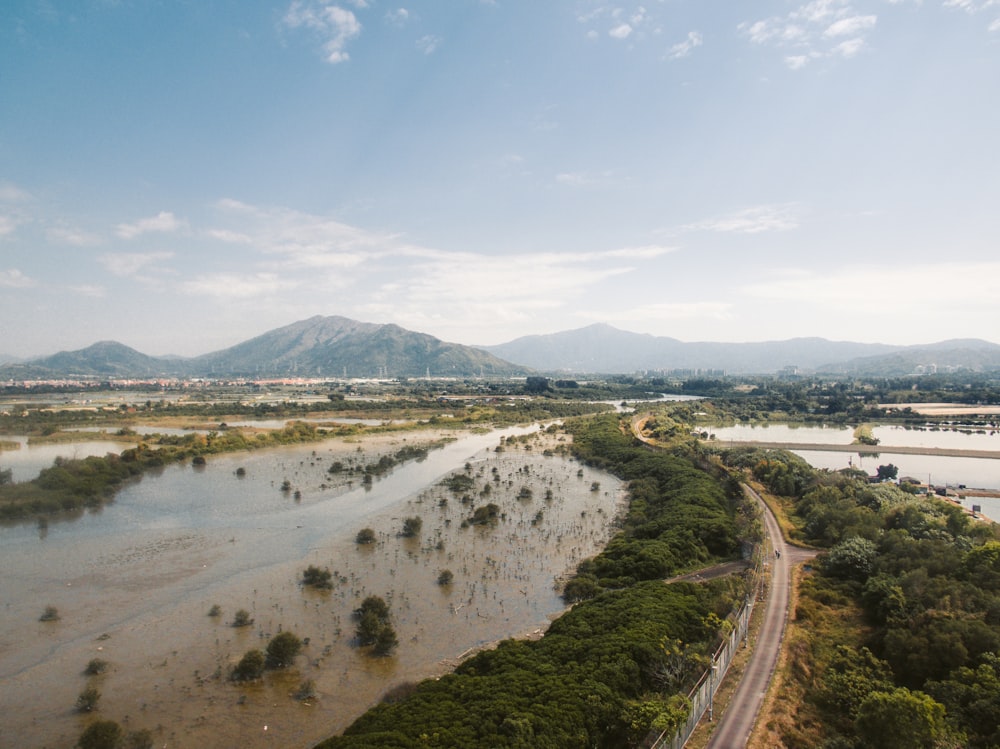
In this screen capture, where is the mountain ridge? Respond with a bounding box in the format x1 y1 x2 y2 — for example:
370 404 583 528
3 318 999 379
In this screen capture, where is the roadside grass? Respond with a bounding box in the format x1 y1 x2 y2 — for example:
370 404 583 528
746 568 869 749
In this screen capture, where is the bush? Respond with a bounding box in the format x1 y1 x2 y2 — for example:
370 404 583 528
77 719 122 749
302 565 333 589
437 569 454 586
76 685 101 712
39 605 60 622
401 516 423 537
355 528 376 545
231 649 266 681
232 609 253 627
84 658 109 676
265 631 303 668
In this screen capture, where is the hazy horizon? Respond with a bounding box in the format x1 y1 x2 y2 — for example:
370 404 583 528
3 316 999 363
2 2 998 357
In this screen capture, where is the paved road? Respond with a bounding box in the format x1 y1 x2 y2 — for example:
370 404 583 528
705 485 816 749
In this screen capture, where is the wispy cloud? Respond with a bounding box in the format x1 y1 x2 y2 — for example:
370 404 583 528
743 262 1000 316
69 284 107 298
115 211 185 240
0 183 33 203
416 34 441 54
0 214 21 238
180 272 299 300
739 1 877 68
593 301 734 326
385 8 409 26
196 200 677 343
46 226 103 246
98 251 175 278
684 204 800 234
0 269 36 288
284 1 362 63
666 31 703 59
555 170 616 188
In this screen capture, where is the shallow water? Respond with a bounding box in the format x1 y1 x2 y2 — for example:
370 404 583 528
708 422 1000 491
0 426 623 749
0 436 135 483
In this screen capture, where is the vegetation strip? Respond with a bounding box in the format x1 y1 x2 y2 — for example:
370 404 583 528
314 413 756 748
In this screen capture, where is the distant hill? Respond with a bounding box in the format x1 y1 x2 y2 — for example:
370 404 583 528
821 339 1000 376
188 316 523 378
480 324 902 374
0 317 526 380
3 319 998 380
0 341 182 379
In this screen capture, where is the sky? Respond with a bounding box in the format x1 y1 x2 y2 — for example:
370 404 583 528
1 0 999 359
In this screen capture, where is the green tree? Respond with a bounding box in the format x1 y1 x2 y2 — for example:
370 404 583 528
825 536 878 582
877 463 900 482
355 527 376 544
855 687 948 749
266 631 303 668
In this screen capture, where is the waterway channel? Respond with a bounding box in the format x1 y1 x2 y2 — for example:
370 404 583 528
0 425 623 749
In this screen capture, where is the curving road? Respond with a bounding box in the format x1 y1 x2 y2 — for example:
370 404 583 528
705 484 816 748
630 414 816 748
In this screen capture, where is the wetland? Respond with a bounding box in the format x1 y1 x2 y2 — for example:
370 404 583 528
0 421 624 748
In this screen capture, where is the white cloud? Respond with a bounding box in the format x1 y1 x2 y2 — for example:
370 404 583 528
115 211 185 240
181 273 299 299
284 1 362 64
785 54 813 69
594 301 734 325
609 23 633 39
824 14 876 36
98 251 175 278
385 8 409 26
832 37 865 57
685 204 800 234
555 170 615 187
199 200 677 344
0 184 33 202
70 284 107 298
416 34 441 54
212 199 393 269
0 214 20 238
740 1 877 66
743 262 1000 321
991 17 1000 31
667 30 703 59
46 226 102 246
0 269 35 288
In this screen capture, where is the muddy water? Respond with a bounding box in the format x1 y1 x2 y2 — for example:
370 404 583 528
0 426 623 749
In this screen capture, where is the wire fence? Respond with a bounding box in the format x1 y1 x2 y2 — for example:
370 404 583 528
647 553 764 749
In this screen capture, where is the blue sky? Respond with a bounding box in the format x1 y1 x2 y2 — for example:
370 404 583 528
2 0 998 358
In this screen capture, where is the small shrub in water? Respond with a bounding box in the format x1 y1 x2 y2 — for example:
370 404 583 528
39 605 60 622
76 685 101 712
84 658 109 676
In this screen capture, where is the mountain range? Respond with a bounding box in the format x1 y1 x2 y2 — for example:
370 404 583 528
2 317 999 380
